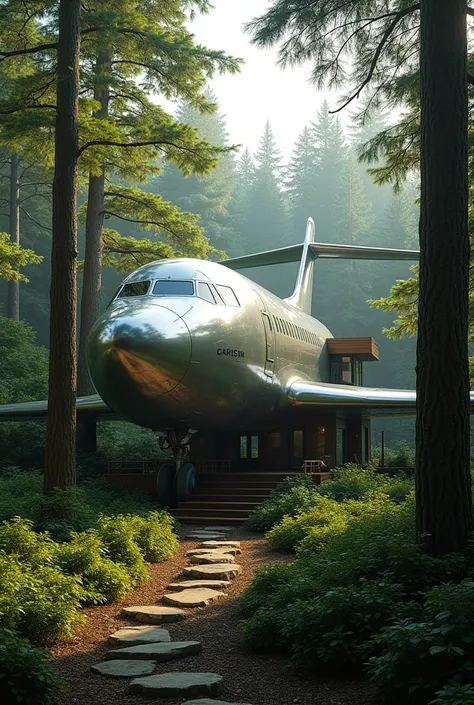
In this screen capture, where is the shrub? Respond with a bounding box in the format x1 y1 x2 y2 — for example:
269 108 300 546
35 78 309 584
246 475 322 533
0 553 84 645
265 496 350 552
0 517 54 565
129 511 179 562
368 581 474 705
95 514 148 584
0 629 63 705
430 682 474 705
54 532 132 604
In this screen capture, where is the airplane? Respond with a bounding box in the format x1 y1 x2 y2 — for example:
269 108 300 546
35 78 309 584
0 217 459 501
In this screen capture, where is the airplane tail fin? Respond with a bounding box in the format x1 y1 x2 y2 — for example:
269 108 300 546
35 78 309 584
284 217 316 314
221 218 420 314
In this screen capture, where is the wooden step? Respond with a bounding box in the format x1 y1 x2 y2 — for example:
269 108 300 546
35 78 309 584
193 486 271 496
190 494 269 503
173 515 245 525
177 501 259 511
173 507 251 519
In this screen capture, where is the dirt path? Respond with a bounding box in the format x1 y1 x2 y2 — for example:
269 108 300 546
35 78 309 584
52 526 375 705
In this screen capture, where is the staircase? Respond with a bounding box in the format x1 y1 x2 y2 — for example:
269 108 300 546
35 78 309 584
172 471 332 525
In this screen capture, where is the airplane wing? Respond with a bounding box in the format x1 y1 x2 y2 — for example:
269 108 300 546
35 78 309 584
222 242 420 270
287 380 474 415
0 394 116 422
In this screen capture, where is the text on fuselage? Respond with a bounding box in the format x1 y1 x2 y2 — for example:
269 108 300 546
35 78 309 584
217 348 245 358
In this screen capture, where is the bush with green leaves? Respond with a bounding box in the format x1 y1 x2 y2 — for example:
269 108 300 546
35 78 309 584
241 493 474 672
368 581 474 705
0 552 84 644
246 467 413 535
430 682 474 705
265 495 351 552
54 532 133 604
0 629 63 705
95 513 149 584
129 511 179 562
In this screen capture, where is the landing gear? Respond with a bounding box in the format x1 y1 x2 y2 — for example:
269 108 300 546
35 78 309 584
155 430 197 506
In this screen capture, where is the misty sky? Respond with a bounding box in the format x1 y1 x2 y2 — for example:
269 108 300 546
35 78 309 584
188 1 346 159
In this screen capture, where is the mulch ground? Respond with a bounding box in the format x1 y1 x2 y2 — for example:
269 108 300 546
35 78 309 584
51 525 376 705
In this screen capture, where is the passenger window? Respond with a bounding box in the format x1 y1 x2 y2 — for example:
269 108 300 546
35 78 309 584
153 280 194 296
197 282 216 304
216 285 240 307
118 280 151 298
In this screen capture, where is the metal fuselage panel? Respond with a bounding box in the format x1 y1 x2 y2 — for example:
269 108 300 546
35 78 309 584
87 258 334 431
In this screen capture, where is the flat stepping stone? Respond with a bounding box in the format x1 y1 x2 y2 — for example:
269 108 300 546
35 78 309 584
129 672 224 698
167 579 231 591
202 526 232 532
91 660 156 678
186 533 227 540
183 564 242 581
190 553 235 565
199 541 241 549
107 641 201 662
109 626 171 646
163 588 225 608
183 700 252 705
121 605 185 624
187 547 241 556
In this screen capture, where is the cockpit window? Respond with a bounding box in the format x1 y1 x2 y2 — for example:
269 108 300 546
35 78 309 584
152 280 194 296
118 281 151 298
215 285 240 307
197 282 216 304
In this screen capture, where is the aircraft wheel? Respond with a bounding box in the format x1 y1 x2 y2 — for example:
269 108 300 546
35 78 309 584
175 462 197 502
156 462 175 507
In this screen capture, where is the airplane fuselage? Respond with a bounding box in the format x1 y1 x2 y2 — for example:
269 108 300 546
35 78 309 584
87 258 333 431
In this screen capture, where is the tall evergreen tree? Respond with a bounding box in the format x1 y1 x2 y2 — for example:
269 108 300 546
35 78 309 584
156 91 238 255
242 121 288 252
231 148 255 256
286 125 317 241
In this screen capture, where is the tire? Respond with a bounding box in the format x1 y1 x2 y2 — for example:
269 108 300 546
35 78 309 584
175 462 197 502
156 462 176 507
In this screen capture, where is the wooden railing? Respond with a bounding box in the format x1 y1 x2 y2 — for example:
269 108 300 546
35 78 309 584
303 459 329 475
197 459 231 474
107 460 167 475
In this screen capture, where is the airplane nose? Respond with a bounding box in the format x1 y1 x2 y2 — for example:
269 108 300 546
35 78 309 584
86 302 191 423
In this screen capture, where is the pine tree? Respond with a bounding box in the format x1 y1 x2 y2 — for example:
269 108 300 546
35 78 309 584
286 125 318 241
242 121 288 252
156 91 238 255
230 148 255 256
310 101 347 241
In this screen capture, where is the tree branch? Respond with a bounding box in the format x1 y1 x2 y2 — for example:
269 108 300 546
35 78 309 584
78 138 214 157
103 210 171 231
0 43 57 62
329 3 420 113
20 206 51 231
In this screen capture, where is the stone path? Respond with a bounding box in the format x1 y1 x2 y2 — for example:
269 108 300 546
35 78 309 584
90 526 251 703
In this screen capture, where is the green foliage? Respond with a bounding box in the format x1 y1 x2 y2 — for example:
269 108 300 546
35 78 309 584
0 316 48 405
95 513 148 584
246 467 413 540
241 488 474 672
128 511 179 563
54 532 132 604
0 231 42 282
368 581 474 705
0 479 179 641
0 551 85 645
0 629 63 705
430 682 474 705
245 474 321 533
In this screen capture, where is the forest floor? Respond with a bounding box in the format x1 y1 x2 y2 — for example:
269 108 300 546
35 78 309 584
51 526 375 705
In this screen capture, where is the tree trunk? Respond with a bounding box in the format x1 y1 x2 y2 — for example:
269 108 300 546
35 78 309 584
7 153 20 321
77 53 110 398
416 0 472 554
43 0 81 495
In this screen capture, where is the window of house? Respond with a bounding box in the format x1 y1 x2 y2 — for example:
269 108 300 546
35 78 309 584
197 282 216 303
251 435 259 458
239 436 248 459
353 358 363 386
341 356 352 383
153 280 194 296
268 431 281 450
215 285 240 307
118 280 151 297
336 427 345 466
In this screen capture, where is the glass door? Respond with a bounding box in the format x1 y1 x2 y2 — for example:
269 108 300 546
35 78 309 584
289 428 305 469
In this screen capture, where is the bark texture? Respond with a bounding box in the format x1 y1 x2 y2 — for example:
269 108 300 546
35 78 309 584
7 153 20 321
77 53 110 397
416 0 472 554
43 0 81 494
